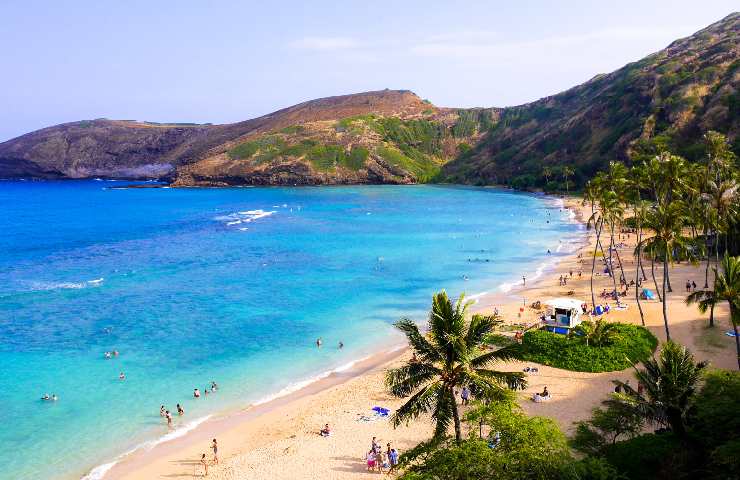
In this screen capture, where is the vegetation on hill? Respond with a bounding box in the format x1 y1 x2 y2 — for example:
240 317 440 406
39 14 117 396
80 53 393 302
442 12 739 190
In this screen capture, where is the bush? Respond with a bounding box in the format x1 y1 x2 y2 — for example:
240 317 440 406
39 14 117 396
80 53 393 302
519 324 657 372
602 433 685 480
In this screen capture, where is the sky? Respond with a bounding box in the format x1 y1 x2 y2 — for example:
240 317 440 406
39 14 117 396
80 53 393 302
0 1 737 141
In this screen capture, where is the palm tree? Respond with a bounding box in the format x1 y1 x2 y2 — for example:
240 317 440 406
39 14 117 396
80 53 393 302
700 180 737 327
542 166 552 186
562 166 575 194
687 254 740 369
606 341 707 438
571 319 619 347
642 202 693 341
386 291 526 442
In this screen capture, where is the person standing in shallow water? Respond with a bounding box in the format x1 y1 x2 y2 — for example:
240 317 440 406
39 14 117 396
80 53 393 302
316 338 322 347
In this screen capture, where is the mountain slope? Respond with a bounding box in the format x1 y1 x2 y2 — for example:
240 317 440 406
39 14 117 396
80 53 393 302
0 90 494 184
442 12 739 187
1 13 737 186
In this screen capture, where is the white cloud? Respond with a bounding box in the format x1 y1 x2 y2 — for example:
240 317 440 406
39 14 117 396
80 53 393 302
288 36 360 51
408 26 697 59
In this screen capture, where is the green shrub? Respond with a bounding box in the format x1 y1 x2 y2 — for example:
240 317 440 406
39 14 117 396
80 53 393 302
341 145 368 170
228 141 260 159
307 144 345 171
602 434 683 480
519 324 657 372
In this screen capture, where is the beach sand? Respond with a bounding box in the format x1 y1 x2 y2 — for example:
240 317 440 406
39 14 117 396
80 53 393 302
106 197 736 480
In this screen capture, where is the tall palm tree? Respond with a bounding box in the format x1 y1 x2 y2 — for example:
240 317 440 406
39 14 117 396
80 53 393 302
386 291 526 442
687 254 740 369
542 166 552 186
701 179 738 327
562 166 575 194
606 341 707 438
642 202 693 341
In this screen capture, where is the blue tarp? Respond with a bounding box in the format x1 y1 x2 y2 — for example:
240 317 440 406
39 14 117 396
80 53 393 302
642 289 656 300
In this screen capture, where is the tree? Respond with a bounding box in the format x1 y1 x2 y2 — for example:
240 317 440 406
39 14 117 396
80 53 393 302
563 165 575 194
641 202 693 341
606 341 707 437
687 254 740 369
571 320 620 347
542 166 552 186
571 404 644 456
386 291 526 442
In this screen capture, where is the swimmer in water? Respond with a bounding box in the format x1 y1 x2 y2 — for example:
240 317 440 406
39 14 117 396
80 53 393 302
160 405 166 416
104 351 111 359
339 341 344 349
316 338 322 347
119 372 125 380
177 403 184 415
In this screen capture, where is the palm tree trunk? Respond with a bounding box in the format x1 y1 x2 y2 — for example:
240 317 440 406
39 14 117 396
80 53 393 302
451 386 462 442
590 220 603 309
651 256 663 302
662 256 670 341
635 238 645 326
608 223 620 303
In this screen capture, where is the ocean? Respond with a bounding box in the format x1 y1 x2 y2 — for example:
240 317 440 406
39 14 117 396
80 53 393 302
0 181 582 479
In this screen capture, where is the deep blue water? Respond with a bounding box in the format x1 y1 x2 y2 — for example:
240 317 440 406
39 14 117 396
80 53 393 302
0 181 581 479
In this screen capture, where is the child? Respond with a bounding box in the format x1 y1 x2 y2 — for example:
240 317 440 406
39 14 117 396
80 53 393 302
366 450 376 471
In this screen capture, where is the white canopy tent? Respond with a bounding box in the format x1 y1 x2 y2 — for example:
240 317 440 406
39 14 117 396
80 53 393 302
542 297 584 332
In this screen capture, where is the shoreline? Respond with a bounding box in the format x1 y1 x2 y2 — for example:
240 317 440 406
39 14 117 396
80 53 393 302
96 194 589 480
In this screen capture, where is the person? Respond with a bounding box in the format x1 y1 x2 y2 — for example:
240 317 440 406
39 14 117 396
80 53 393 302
320 423 331 436
119 372 125 380
410 353 418 363
614 383 622 394
160 405 166 417
316 337 322 347
204 387 209 396
547 249 551 254
460 386 470 405
376 450 388 472
686 280 691 292
211 438 218 464
569 270 573 277
540 386 549 398
41 393 50 401
692 280 697 292
177 403 184 415
51 394 58 401
522 275 526 286
200 453 208 476
371 436 380 453
165 410 172 427
104 351 111 359
113 350 119 357
366 450 376 471
211 381 218 391
389 448 399 471
338 341 344 349
637 382 645 395
194 388 201 398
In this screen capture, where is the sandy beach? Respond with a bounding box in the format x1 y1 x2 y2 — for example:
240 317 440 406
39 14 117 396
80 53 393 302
104 196 736 480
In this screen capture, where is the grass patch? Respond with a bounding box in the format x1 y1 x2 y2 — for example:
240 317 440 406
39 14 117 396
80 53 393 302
518 323 658 372
375 145 440 182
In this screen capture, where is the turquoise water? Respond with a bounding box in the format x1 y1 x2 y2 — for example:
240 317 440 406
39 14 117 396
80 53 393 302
0 181 581 479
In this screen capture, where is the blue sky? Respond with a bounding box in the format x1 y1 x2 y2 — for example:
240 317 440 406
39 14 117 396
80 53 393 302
0 1 736 141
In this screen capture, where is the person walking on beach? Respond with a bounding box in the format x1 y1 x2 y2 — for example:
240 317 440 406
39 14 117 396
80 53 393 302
461 386 470 405
389 448 399 471
200 453 208 476
211 438 218 464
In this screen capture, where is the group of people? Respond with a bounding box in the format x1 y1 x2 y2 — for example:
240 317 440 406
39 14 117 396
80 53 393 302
103 350 119 359
685 279 698 292
532 385 550 402
159 403 186 426
366 437 399 473
316 337 344 349
194 381 219 398
40 393 58 401
199 438 219 476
